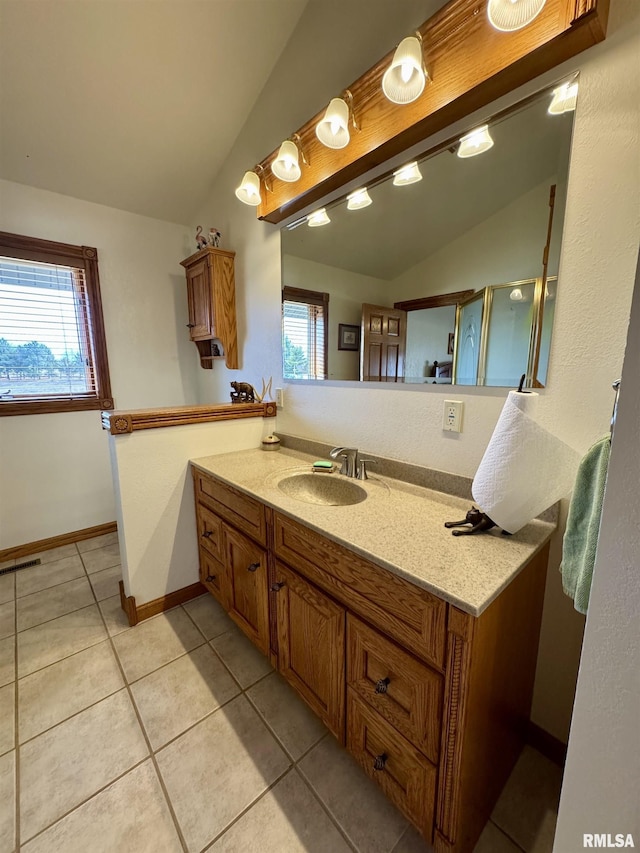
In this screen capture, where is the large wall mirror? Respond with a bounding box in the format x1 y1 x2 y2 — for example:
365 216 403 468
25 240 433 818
281 84 575 387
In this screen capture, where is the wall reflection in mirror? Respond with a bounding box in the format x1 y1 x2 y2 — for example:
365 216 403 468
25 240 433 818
281 83 575 387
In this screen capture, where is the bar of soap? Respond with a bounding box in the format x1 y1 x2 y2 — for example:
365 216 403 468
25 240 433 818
312 461 333 471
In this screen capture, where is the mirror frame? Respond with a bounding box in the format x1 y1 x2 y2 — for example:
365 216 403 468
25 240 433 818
253 0 609 223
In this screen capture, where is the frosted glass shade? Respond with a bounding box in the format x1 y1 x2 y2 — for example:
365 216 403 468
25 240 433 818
347 188 372 210
392 162 422 186
509 287 524 302
316 98 350 149
307 208 330 227
235 171 262 206
487 0 547 32
382 37 426 105
272 140 301 182
548 82 579 115
457 125 494 158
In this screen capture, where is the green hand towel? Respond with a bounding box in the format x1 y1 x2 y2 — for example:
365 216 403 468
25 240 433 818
561 435 611 614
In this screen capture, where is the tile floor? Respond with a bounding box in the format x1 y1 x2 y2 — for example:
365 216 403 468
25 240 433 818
0 535 564 852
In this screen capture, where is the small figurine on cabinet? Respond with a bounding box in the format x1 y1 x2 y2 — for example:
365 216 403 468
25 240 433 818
207 228 222 248
195 225 208 251
230 381 256 403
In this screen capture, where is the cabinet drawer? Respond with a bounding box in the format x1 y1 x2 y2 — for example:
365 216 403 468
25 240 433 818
347 615 442 764
347 689 436 840
274 513 446 669
194 470 266 546
198 548 226 606
196 504 224 563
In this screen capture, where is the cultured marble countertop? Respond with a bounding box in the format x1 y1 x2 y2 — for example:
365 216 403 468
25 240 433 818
191 447 556 618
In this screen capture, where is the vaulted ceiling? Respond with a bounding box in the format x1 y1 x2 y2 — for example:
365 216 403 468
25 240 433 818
0 0 308 224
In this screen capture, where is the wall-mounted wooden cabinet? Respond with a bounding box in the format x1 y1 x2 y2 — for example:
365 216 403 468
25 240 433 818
192 465 549 853
180 246 238 370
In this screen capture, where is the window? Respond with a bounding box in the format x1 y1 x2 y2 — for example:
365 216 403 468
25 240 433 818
0 231 113 416
282 286 328 380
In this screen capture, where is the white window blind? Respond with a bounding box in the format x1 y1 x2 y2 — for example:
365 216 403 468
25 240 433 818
282 293 327 380
0 257 98 400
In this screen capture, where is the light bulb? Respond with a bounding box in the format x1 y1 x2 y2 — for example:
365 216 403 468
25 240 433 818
400 62 413 84
235 171 262 206
457 125 494 158
347 188 372 210
392 162 422 186
307 208 330 227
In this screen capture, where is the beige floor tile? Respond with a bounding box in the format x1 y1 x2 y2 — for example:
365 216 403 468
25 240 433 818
247 671 327 760
132 644 240 750
81 543 121 574
88 564 122 601
0 573 15 605
16 555 84 598
208 768 351 853
156 695 290 852
76 532 119 554
0 684 14 756
20 688 148 842
27 544 78 565
98 594 131 636
21 760 181 853
298 735 408 853
18 604 107 678
183 594 234 640
19 640 124 743
390 824 433 853
491 747 562 853
0 601 14 640
17 576 94 632
473 821 522 853
0 751 15 853
113 607 204 683
211 626 272 688
0 637 14 687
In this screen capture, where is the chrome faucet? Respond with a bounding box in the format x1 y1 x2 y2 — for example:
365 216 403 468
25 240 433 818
330 446 359 478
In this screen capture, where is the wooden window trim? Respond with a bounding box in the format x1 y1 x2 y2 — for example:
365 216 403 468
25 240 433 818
282 286 329 379
0 230 113 416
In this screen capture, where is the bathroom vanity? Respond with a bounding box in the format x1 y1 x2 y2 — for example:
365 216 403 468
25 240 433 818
190 448 553 853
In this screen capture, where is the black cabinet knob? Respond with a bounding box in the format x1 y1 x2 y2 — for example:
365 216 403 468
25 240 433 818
271 582 285 592
201 530 213 539
375 677 390 694
247 562 260 572
373 753 388 771
205 574 216 583
186 323 195 328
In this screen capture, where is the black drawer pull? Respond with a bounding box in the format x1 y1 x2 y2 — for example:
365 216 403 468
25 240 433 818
375 678 390 694
201 530 213 539
373 753 388 771
205 574 216 583
271 582 285 592
247 562 260 572
186 323 195 328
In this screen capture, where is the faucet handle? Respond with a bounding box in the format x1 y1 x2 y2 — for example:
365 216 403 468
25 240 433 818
357 458 376 480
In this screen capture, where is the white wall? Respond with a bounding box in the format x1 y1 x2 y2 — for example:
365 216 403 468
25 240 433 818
0 180 199 548
193 0 640 743
283 254 388 380
110 416 274 606
554 252 640 850
405 306 456 381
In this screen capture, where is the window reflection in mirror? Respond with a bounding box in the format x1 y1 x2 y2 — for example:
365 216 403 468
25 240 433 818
281 83 575 388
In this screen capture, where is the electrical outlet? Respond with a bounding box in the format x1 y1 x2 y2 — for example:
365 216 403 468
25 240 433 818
275 388 285 409
443 400 463 433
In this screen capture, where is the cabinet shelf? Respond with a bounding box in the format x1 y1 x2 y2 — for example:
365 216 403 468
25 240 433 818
180 247 238 370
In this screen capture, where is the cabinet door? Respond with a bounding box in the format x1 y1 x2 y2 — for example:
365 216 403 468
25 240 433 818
185 258 212 339
223 525 269 655
274 561 345 740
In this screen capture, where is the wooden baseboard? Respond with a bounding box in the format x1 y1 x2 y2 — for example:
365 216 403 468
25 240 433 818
1 521 118 563
526 721 567 767
119 580 206 627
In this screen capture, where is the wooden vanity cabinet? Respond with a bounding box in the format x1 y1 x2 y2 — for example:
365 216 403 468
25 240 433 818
180 246 238 370
192 467 549 853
